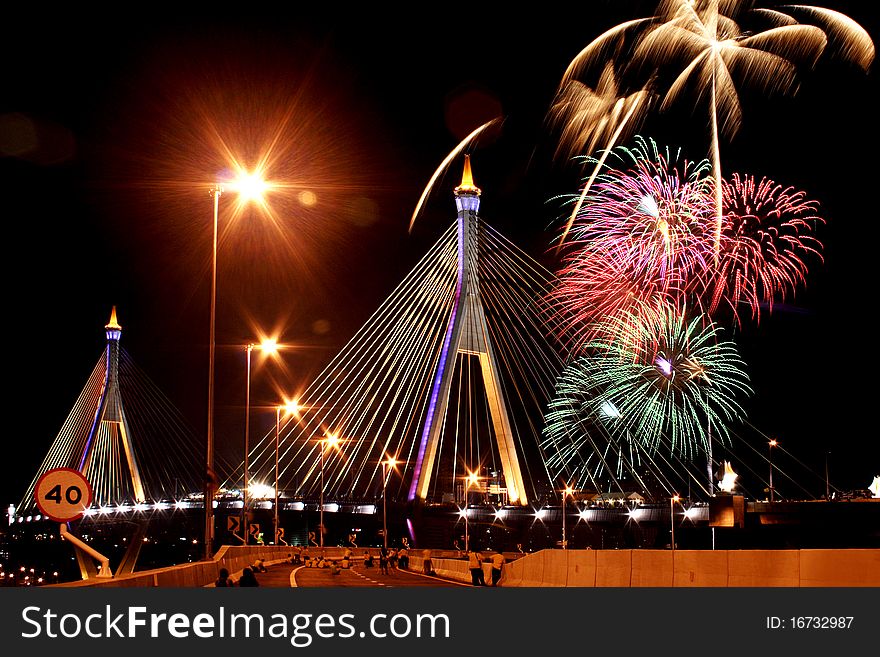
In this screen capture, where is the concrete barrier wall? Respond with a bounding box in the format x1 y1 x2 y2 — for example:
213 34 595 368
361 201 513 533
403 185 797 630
497 549 880 587
673 550 729 587
799 549 880 587
53 545 880 587
54 545 327 588
728 550 799 587
596 550 632 586
631 550 672 587
566 550 597 587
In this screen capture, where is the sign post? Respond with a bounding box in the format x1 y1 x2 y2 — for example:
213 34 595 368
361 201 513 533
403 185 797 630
35 468 113 578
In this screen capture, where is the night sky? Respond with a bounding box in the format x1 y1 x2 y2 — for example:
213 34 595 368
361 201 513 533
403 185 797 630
3 2 878 509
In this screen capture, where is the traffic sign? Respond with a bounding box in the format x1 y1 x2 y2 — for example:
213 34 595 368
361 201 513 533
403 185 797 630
249 523 261 537
227 516 241 533
35 468 93 522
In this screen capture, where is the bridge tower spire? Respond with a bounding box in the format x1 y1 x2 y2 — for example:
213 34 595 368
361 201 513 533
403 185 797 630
408 156 528 505
79 307 146 503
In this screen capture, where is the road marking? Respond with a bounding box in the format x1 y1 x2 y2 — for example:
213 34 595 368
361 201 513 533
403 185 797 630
290 566 305 588
396 567 472 587
352 569 387 587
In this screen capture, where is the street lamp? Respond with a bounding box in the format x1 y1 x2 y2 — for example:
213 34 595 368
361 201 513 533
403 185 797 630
203 171 270 560
462 470 480 553
242 338 279 542
318 433 341 549
768 439 778 503
274 400 300 545
381 455 398 551
561 485 574 550
670 494 680 550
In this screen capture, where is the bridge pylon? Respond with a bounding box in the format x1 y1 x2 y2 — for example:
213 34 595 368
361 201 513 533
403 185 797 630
78 307 146 504
408 157 529 505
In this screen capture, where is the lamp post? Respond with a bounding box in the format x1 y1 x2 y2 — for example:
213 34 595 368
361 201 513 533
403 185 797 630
241 339 278 543
204 183 222 560
670 494 680 550
561 485 574 550
768 439 777 503
381 456 398 551
203 171 269 560
318 434 341 549
275 400 300 545
463 471 480 553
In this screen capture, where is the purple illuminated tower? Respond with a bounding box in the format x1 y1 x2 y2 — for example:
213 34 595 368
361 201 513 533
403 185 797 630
79 307 146 504
408 157 528 505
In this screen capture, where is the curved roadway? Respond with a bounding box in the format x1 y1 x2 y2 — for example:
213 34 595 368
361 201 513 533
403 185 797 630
253 563 469 588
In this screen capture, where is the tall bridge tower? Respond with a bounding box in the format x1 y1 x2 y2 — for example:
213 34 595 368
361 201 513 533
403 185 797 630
408 157 529 505
79 307 146 504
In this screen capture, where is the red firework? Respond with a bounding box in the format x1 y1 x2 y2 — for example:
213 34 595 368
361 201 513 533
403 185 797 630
706 173 824 323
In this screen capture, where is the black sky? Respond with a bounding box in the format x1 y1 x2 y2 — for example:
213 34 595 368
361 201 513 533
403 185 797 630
2 2 878 507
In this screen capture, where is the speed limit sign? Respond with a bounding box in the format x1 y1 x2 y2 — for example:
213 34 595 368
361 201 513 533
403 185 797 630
35 468 93 522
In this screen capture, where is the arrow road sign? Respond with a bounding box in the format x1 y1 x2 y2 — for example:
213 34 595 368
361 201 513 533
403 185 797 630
227 516 241 533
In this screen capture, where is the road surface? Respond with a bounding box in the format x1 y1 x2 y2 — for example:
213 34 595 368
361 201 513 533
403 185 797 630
253 562 470 588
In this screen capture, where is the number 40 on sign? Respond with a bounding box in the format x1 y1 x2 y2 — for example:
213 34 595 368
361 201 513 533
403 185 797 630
35 468 94 522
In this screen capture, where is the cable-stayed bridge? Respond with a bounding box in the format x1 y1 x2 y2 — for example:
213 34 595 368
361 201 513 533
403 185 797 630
12 159 876 579
17 308 216 516
245 157 567 506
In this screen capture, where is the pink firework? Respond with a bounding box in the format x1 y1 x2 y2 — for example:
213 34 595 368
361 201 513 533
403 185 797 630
705 173 824 323
552 137 716 350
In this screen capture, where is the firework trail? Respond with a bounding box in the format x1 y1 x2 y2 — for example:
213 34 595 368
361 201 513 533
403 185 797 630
550 65 652 247
633 0 828 256
408 118 500 232
551 14 656 248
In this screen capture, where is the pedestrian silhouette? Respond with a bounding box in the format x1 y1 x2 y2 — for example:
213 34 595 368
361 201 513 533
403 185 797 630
468 550 485 586
238 567 259 587
215 568 234 587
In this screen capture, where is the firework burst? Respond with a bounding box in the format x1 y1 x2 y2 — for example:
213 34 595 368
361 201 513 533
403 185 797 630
551 137 716 348
705 173 824 323
544 305 751 471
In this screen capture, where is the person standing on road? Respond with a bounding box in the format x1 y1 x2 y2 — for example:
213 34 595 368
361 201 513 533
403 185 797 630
467 550 485 586
379 547 389 575
490 551 505 586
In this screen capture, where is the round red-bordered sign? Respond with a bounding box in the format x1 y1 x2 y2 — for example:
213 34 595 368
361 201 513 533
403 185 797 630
35 468 93 522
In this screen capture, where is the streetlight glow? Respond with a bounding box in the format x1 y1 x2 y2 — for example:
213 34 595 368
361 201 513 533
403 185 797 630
670 494 680 550
318 433 344 548
768 439 778 502
381 454 399 550
273 397 301 546
204 169 277 561
561 484 575 550
229 170 270 203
